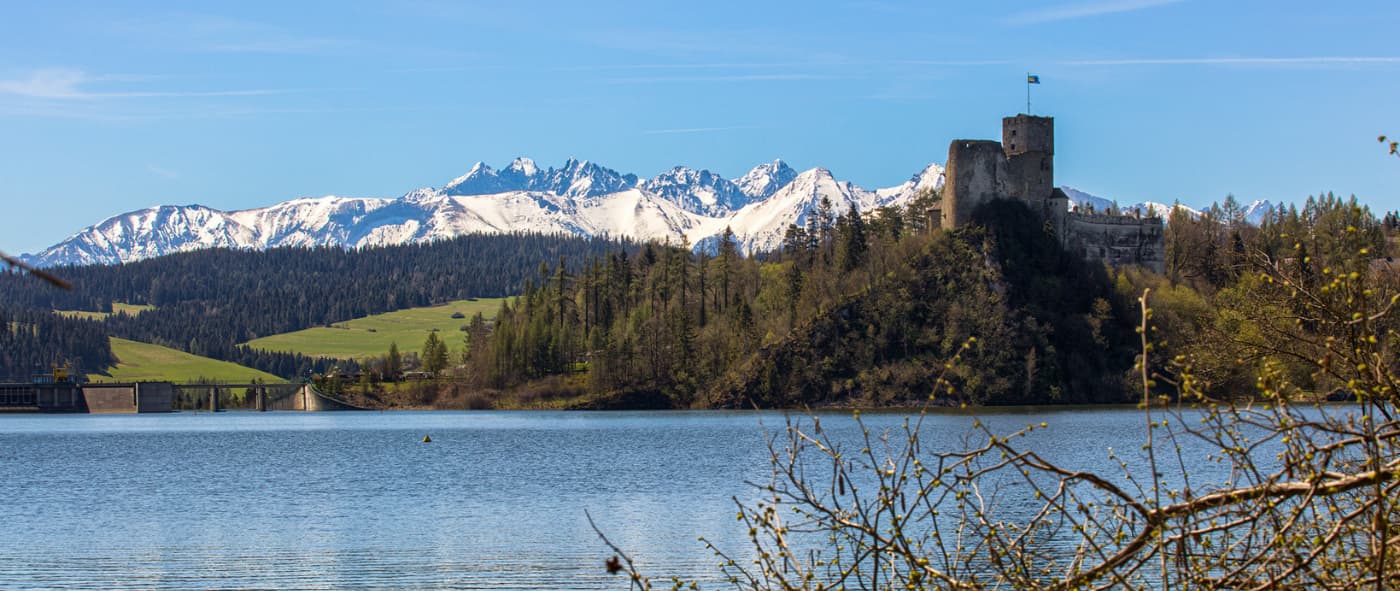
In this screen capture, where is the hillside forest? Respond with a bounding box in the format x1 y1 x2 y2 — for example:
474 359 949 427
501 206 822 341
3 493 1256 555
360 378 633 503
2 192 1397 409
0 234 635 382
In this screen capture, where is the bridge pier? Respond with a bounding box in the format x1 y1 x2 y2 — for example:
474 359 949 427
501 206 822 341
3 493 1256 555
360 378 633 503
255 387 267 412
209 387 219 412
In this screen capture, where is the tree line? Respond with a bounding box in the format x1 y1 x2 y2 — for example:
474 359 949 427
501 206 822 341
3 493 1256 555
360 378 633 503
0 306 113 381
0 233 636 380
1144 191 1400 397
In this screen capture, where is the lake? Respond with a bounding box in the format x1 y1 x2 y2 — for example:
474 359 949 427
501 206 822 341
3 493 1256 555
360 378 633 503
0 407 1202 590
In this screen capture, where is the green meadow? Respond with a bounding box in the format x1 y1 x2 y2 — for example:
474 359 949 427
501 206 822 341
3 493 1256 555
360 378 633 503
56 302 155 320
244 298 504 359
93 337 285 384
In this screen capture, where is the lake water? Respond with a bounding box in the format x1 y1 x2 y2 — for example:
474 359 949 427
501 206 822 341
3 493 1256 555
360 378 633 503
0 407 1200 590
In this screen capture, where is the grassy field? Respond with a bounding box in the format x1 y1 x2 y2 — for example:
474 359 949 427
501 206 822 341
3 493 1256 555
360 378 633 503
244 298 505 359
57 302 154 320
92 337 285 384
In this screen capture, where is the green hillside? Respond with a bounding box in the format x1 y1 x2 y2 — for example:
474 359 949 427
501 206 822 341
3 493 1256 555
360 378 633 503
244 298 503 359
93 337 285 384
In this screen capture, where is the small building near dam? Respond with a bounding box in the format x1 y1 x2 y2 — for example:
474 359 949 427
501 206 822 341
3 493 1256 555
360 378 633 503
0 382 175 414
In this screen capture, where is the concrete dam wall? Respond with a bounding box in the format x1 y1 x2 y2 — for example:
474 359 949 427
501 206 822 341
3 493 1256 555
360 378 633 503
0 382 365 413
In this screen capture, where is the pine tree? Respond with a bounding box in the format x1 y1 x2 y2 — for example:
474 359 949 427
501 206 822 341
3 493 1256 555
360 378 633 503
838 205 868 272
422 332 448 376
386 341 403 381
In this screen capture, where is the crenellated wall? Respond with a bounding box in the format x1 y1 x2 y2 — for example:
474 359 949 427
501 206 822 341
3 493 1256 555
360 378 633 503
1061 213 1165 273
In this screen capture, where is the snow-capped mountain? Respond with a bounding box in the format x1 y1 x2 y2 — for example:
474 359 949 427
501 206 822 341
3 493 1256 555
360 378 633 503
1242 200 1277 225
1060 186 1202 220
28 160 1289 268
725 168 882 254
642 167 750 217
735 159 799 201
441 158 541 196
876 163 944 202
1059 186 1275 224
24 158 944 267
442 157 639 199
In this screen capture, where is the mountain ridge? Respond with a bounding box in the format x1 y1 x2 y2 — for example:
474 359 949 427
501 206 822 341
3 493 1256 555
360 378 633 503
26 159 1225 268
25 158 946 267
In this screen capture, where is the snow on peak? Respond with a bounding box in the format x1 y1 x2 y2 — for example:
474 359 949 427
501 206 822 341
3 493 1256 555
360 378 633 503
735 159 798 201
643 166 748 216
443 161 508 196
507 157 538 177
876 162 944 204
1061 186 1202 220
533 159 639 199
1243 199 1276 225
718 165 888 255
915 162 944 187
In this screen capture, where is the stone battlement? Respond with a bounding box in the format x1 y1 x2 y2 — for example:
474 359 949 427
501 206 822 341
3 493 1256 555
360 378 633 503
1066 212 1164 226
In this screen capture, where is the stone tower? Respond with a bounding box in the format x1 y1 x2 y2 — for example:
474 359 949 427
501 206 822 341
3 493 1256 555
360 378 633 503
940 140 1008 229
1001 114 1054 205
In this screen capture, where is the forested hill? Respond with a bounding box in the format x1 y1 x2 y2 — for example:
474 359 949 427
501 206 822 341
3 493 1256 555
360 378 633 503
0 233 636 380
450 198 1142 407
705 202 1136 407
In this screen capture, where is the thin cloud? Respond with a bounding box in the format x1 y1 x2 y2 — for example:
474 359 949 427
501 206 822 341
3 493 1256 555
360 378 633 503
0 68 294 100
567 62 841 72
608 73 840 84
147 164 179 180
641 125 760 135
0 69 88 99
1060 56 1400 66
1007 0 1185 26
206 38 352 54
568 59 1008 72
893 59 1015 67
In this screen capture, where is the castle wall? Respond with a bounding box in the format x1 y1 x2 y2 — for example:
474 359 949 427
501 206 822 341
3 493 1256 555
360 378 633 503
939 113 1164 273
1005 153 1053 202
941 140 1007 229
1061 213 1165 273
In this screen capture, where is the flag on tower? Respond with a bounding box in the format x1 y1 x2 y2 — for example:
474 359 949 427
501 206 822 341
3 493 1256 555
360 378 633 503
1027 74 1041 84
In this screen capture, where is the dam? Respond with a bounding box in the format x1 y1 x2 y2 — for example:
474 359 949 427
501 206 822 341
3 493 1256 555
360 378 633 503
0 381 365 413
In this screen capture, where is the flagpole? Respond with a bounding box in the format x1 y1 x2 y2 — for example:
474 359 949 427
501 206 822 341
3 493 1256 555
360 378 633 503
1026 72 1031 114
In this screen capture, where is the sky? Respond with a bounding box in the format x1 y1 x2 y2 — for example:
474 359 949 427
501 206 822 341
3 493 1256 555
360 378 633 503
2 0 1399 253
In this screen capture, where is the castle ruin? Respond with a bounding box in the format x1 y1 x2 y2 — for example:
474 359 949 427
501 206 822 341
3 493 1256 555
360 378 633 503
938 114 1165 273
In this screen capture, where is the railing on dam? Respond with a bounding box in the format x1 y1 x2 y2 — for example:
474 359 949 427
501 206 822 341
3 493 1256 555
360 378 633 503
170 383 369 412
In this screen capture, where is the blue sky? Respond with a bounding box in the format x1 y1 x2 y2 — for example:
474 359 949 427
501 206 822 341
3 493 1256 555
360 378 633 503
2 0 1398 253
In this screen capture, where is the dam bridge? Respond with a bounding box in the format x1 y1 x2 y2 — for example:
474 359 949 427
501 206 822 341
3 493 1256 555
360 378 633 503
0 381 367 413
171 382 368 412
